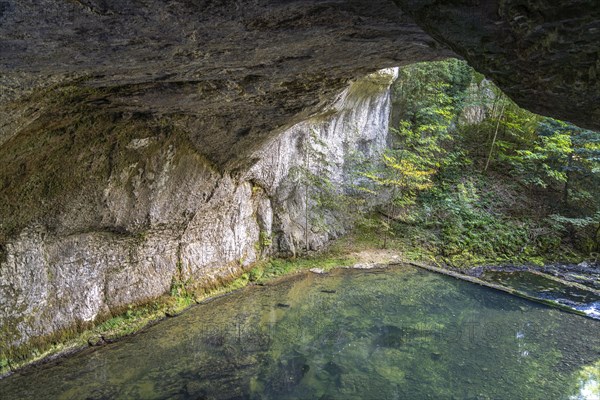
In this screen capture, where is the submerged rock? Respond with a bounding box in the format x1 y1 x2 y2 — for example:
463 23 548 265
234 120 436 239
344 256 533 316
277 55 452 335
86 335 105 347
263 354 311 395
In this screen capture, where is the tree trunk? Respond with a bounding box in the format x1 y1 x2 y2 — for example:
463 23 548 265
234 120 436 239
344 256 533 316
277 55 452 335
305 150 310 254
594 221 600 252
383 215 388 249
484 99 506 172
562 153 573 210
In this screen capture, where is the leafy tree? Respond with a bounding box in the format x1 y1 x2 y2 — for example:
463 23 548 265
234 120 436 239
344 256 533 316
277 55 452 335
360 60 462 247
507 128 572 189
330 58 600 261
360 131 437 247
458 81 600 255
534 119 600 251
392 58 472 124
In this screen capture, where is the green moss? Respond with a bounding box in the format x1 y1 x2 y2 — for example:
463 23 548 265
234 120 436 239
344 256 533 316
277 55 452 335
259 231 272 248
0 292 204 376
248 254 357 284
0 245 359 376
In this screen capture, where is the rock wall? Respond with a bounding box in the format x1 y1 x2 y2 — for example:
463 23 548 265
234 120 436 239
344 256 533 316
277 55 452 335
0 68 397 350
248 68 397 255
459 79 497 125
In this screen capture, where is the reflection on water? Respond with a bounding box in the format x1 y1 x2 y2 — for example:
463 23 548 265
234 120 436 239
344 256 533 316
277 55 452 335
1 266 599 399
570 361 600 400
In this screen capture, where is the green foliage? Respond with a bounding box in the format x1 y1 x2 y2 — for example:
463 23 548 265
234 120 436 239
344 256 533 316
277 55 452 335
248 266 264 282
481 108 600 252
170 261 194 300
359 60 461 247
259 231 272 249
351 58 599 264
430 183 534 265
507 129 571 188
392 58 472 121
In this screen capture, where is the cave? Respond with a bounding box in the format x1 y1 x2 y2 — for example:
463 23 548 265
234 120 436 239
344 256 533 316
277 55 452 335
0 0 599 395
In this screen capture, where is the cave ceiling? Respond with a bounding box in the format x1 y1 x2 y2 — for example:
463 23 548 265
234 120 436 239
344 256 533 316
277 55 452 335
0 0 598 167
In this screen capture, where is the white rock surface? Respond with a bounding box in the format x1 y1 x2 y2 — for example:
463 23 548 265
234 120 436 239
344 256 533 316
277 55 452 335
0 69 397 349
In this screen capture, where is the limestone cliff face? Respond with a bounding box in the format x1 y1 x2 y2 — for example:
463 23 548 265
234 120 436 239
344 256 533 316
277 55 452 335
1 0 598 358
248 68 397 255
0 69 397 350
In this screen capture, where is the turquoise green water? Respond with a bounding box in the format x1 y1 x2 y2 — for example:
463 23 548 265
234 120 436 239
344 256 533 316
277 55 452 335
1 266 599 399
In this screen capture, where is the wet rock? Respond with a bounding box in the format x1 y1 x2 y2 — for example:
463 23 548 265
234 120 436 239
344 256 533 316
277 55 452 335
371 324 437 348
319 395 336 400
165 309 181 318
350 263 379 270
323 361 343 377
87 335 105 347
264 354 310 394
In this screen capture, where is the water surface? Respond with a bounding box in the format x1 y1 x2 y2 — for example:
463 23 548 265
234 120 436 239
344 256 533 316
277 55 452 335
481 270 600 319
1 266 599 399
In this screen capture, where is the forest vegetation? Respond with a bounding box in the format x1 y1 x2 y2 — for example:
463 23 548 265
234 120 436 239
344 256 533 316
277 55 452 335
298 59 600 268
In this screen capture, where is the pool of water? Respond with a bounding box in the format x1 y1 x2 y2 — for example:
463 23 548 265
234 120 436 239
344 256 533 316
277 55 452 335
1 266 599 399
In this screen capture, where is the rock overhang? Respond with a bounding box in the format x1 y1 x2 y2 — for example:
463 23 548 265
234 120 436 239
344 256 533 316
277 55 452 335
2 1 597 169
0 0 447 167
